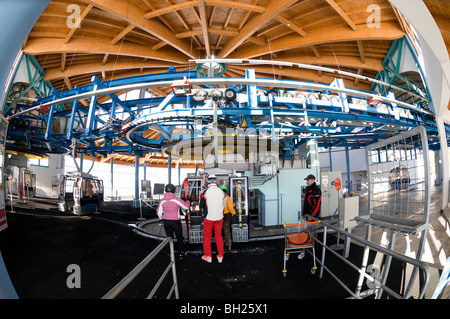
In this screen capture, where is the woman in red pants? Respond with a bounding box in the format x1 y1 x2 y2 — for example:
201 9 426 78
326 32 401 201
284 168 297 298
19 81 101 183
199 175 227 263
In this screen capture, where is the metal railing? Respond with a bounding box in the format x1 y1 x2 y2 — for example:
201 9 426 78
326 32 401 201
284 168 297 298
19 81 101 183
432 257 450 299
306 215 430 299
102 237 179 299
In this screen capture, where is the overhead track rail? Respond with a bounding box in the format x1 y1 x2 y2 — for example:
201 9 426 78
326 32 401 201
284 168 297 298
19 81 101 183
3 66 448 160
190 58 429 105
27 77 433 116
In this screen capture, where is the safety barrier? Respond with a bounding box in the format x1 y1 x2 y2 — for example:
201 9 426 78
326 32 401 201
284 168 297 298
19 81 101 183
102 237 179 299
307 215 430 299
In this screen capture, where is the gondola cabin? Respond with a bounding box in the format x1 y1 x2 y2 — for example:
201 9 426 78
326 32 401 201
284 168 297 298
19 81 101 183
58 172 104 215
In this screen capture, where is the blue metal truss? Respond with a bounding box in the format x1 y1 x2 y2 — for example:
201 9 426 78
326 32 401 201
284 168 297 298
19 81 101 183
371 37 431 107
3 56 449 160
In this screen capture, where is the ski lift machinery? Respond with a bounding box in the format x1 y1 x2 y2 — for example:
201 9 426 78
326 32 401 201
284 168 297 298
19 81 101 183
179 173 249 244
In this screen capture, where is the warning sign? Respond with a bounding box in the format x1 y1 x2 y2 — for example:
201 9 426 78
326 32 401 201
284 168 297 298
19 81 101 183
334 178 341 191
0 208 6 231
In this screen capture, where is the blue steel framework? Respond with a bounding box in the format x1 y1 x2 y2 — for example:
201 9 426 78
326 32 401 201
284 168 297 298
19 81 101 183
371 37 431 106
2 47 449 161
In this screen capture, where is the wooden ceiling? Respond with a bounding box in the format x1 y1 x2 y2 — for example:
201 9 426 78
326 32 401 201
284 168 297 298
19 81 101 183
24 0 411 92
20 0 448 167
424 0 450 58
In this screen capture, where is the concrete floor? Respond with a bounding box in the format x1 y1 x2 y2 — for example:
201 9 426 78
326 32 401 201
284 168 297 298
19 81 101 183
135 184 449 269
2 184 448 299
133 184 449 298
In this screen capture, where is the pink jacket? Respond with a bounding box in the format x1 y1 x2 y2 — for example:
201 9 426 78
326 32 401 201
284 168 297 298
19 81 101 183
157 192 190 220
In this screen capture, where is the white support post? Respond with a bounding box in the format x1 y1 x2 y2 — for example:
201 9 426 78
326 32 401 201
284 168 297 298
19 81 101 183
436 118 449 212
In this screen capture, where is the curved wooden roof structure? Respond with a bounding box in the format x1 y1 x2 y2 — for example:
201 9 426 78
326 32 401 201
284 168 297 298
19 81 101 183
19 0 450 167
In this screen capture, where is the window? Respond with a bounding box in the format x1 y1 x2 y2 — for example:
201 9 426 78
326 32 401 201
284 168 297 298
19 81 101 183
29 157 49 167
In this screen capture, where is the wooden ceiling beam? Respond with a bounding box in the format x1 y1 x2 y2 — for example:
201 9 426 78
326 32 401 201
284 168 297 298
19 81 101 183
324 0 358 31
215 0 237 47
149 87 167 96
100 155 113 163
227 23 404 59
238 0 259 30
82 0 196 59
205 0 265 13
144 1 197 19
310 46 321 58
23 37 188 64
143 0 265 20
62 76 89 106
247 36 266 47
64 4 94 44
152 41 167 51
357 40 366 64
197 0 211 57
143 0 178 34
275 15 307 37
209 5 218 27
269 54 382 71
64 76 72 90
44 57 179 81
227 65 371 91
110 24 135 45
102 54 109 65
166 0 190 30
354 68 363 86
161 0 202 50
218 0 299 58
176 28 239 39
61 52 66 72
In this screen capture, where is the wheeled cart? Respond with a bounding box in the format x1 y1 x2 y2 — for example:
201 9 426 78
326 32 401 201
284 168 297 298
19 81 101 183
282 220 321 277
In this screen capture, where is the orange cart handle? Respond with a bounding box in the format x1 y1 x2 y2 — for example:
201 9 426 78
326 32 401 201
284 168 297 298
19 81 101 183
283 220 321 227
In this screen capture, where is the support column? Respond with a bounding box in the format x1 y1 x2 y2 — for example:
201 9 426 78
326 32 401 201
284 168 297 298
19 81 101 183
434 150 442 185
134 154 140 208
110 158 114 199
213 100 219 167
345 146 351 194
80 154 84 172
168 155 172 184
389 0 450 210
329 146 333 171
178 161 181 186
436 118 449 212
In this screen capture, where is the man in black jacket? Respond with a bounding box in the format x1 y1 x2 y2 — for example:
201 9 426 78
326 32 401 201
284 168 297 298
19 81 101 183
302 174 322 221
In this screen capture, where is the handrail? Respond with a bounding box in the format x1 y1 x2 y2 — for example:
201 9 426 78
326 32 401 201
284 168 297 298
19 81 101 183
32 78 433 116
432 257 450 299
190 58 427 103
102 237 179 299
284 220 321 227
306 215 430 299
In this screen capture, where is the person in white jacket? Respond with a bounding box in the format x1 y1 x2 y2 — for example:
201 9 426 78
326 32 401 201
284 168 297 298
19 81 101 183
199 175 226 263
